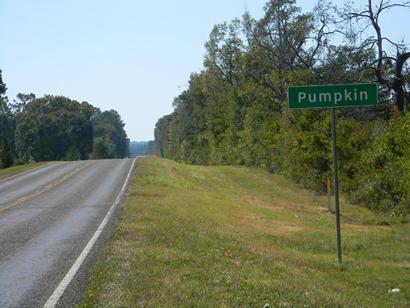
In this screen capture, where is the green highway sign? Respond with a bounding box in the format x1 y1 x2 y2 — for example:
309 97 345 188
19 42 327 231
287 82 379 269
288 83 378 109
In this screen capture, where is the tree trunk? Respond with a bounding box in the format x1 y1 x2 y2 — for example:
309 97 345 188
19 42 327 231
393 80 405 112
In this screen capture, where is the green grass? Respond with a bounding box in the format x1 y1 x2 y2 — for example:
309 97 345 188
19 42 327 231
80 157 409 307
0 162 49 180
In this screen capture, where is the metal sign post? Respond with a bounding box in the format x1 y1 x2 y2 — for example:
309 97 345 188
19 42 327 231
331 108 342 269
288 83 378 269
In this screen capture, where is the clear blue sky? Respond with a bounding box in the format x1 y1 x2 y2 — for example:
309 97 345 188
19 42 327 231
0 1 408 141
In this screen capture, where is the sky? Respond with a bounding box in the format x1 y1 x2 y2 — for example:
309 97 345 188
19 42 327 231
0 1 409 141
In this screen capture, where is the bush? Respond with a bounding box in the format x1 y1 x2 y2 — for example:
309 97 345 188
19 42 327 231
352 113 410 216
93 138 115 159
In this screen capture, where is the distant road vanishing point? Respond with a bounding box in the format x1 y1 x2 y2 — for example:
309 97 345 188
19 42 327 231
0 158 135 307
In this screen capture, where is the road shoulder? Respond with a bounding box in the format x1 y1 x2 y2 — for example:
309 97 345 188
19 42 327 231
0 162 51 181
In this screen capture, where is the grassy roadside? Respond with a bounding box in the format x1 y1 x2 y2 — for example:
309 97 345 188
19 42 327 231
0 162 49 180
80 157 409 307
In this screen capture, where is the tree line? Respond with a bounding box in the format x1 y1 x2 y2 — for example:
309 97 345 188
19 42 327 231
0 71 129 167
153 0 410 216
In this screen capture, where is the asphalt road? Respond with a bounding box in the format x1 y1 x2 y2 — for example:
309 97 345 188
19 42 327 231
0 159 135 307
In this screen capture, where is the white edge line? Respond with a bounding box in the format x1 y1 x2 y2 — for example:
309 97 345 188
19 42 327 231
43 158 137 308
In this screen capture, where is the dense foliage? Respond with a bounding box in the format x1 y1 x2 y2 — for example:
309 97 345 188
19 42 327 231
15 96 95 161
0 70 14 168
92 110 129 159
0 70 129 164
153 0 410 216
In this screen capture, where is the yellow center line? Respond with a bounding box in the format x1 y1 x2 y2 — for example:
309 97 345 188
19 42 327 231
0 161 95 213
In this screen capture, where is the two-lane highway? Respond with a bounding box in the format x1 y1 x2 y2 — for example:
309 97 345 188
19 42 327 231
0 159 135 307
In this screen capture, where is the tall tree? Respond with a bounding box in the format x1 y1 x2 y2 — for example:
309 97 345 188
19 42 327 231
342 0 410 112
92 110 129 159
154 114 173 158
0 70 14 168
242 0 332 102
204 19 244 87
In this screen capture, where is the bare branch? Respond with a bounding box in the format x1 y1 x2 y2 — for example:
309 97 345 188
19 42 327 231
348 12 372 19
376 1 410 18
381 37 408 52
396 52 410 74
365 56 398 68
